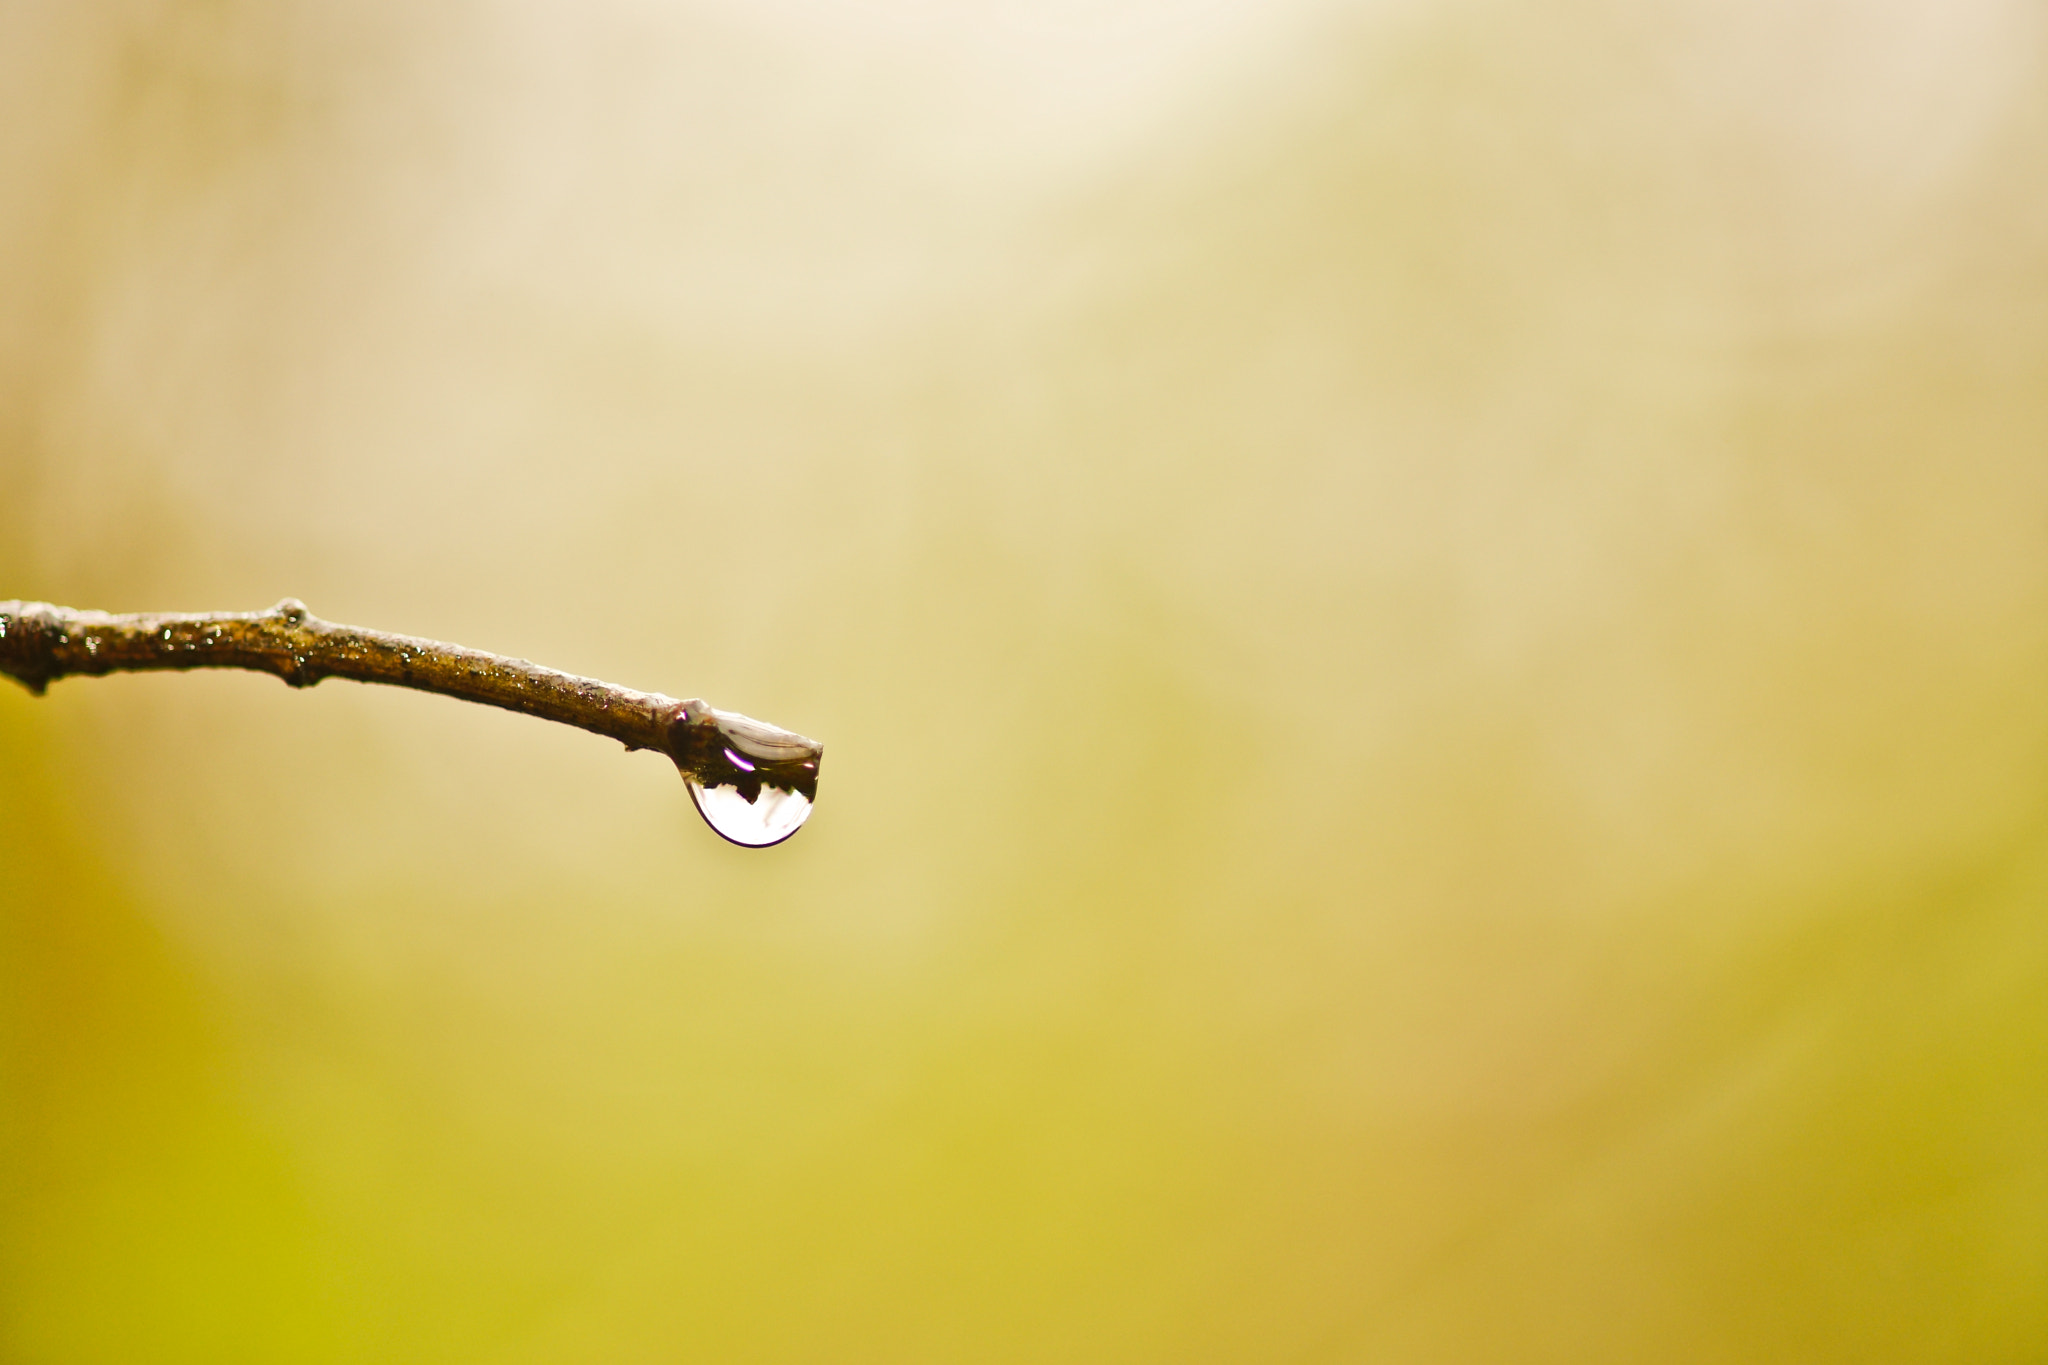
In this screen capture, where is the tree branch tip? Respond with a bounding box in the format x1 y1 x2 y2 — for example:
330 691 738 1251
0 598 824 843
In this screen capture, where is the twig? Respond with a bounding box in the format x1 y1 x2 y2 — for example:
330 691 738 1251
0 598 821 843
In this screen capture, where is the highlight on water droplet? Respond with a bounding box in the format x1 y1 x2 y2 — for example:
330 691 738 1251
687 777 813 847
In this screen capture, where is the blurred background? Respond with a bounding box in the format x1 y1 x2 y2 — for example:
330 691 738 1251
3 1 2045 1359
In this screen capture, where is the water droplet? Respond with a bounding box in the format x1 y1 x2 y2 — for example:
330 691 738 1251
670 703 821 847
687 777 813 847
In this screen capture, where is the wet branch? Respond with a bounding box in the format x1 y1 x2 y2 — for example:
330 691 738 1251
0 597 822 809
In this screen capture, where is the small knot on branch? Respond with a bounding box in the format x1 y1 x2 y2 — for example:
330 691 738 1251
271 598 311 626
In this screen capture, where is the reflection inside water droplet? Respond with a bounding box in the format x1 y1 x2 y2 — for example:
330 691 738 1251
668 702 821 847
687 778 812 847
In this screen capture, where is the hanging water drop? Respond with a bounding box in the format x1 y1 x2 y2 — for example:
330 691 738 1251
668 700 821 848
687 777 813 847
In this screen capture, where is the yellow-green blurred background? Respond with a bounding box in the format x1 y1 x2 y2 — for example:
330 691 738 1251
3 1 2046 1359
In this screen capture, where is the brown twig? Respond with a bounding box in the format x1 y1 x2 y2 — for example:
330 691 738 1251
0 598 821 829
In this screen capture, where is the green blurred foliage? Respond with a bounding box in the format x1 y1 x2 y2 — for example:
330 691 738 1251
3 0 2046 1359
